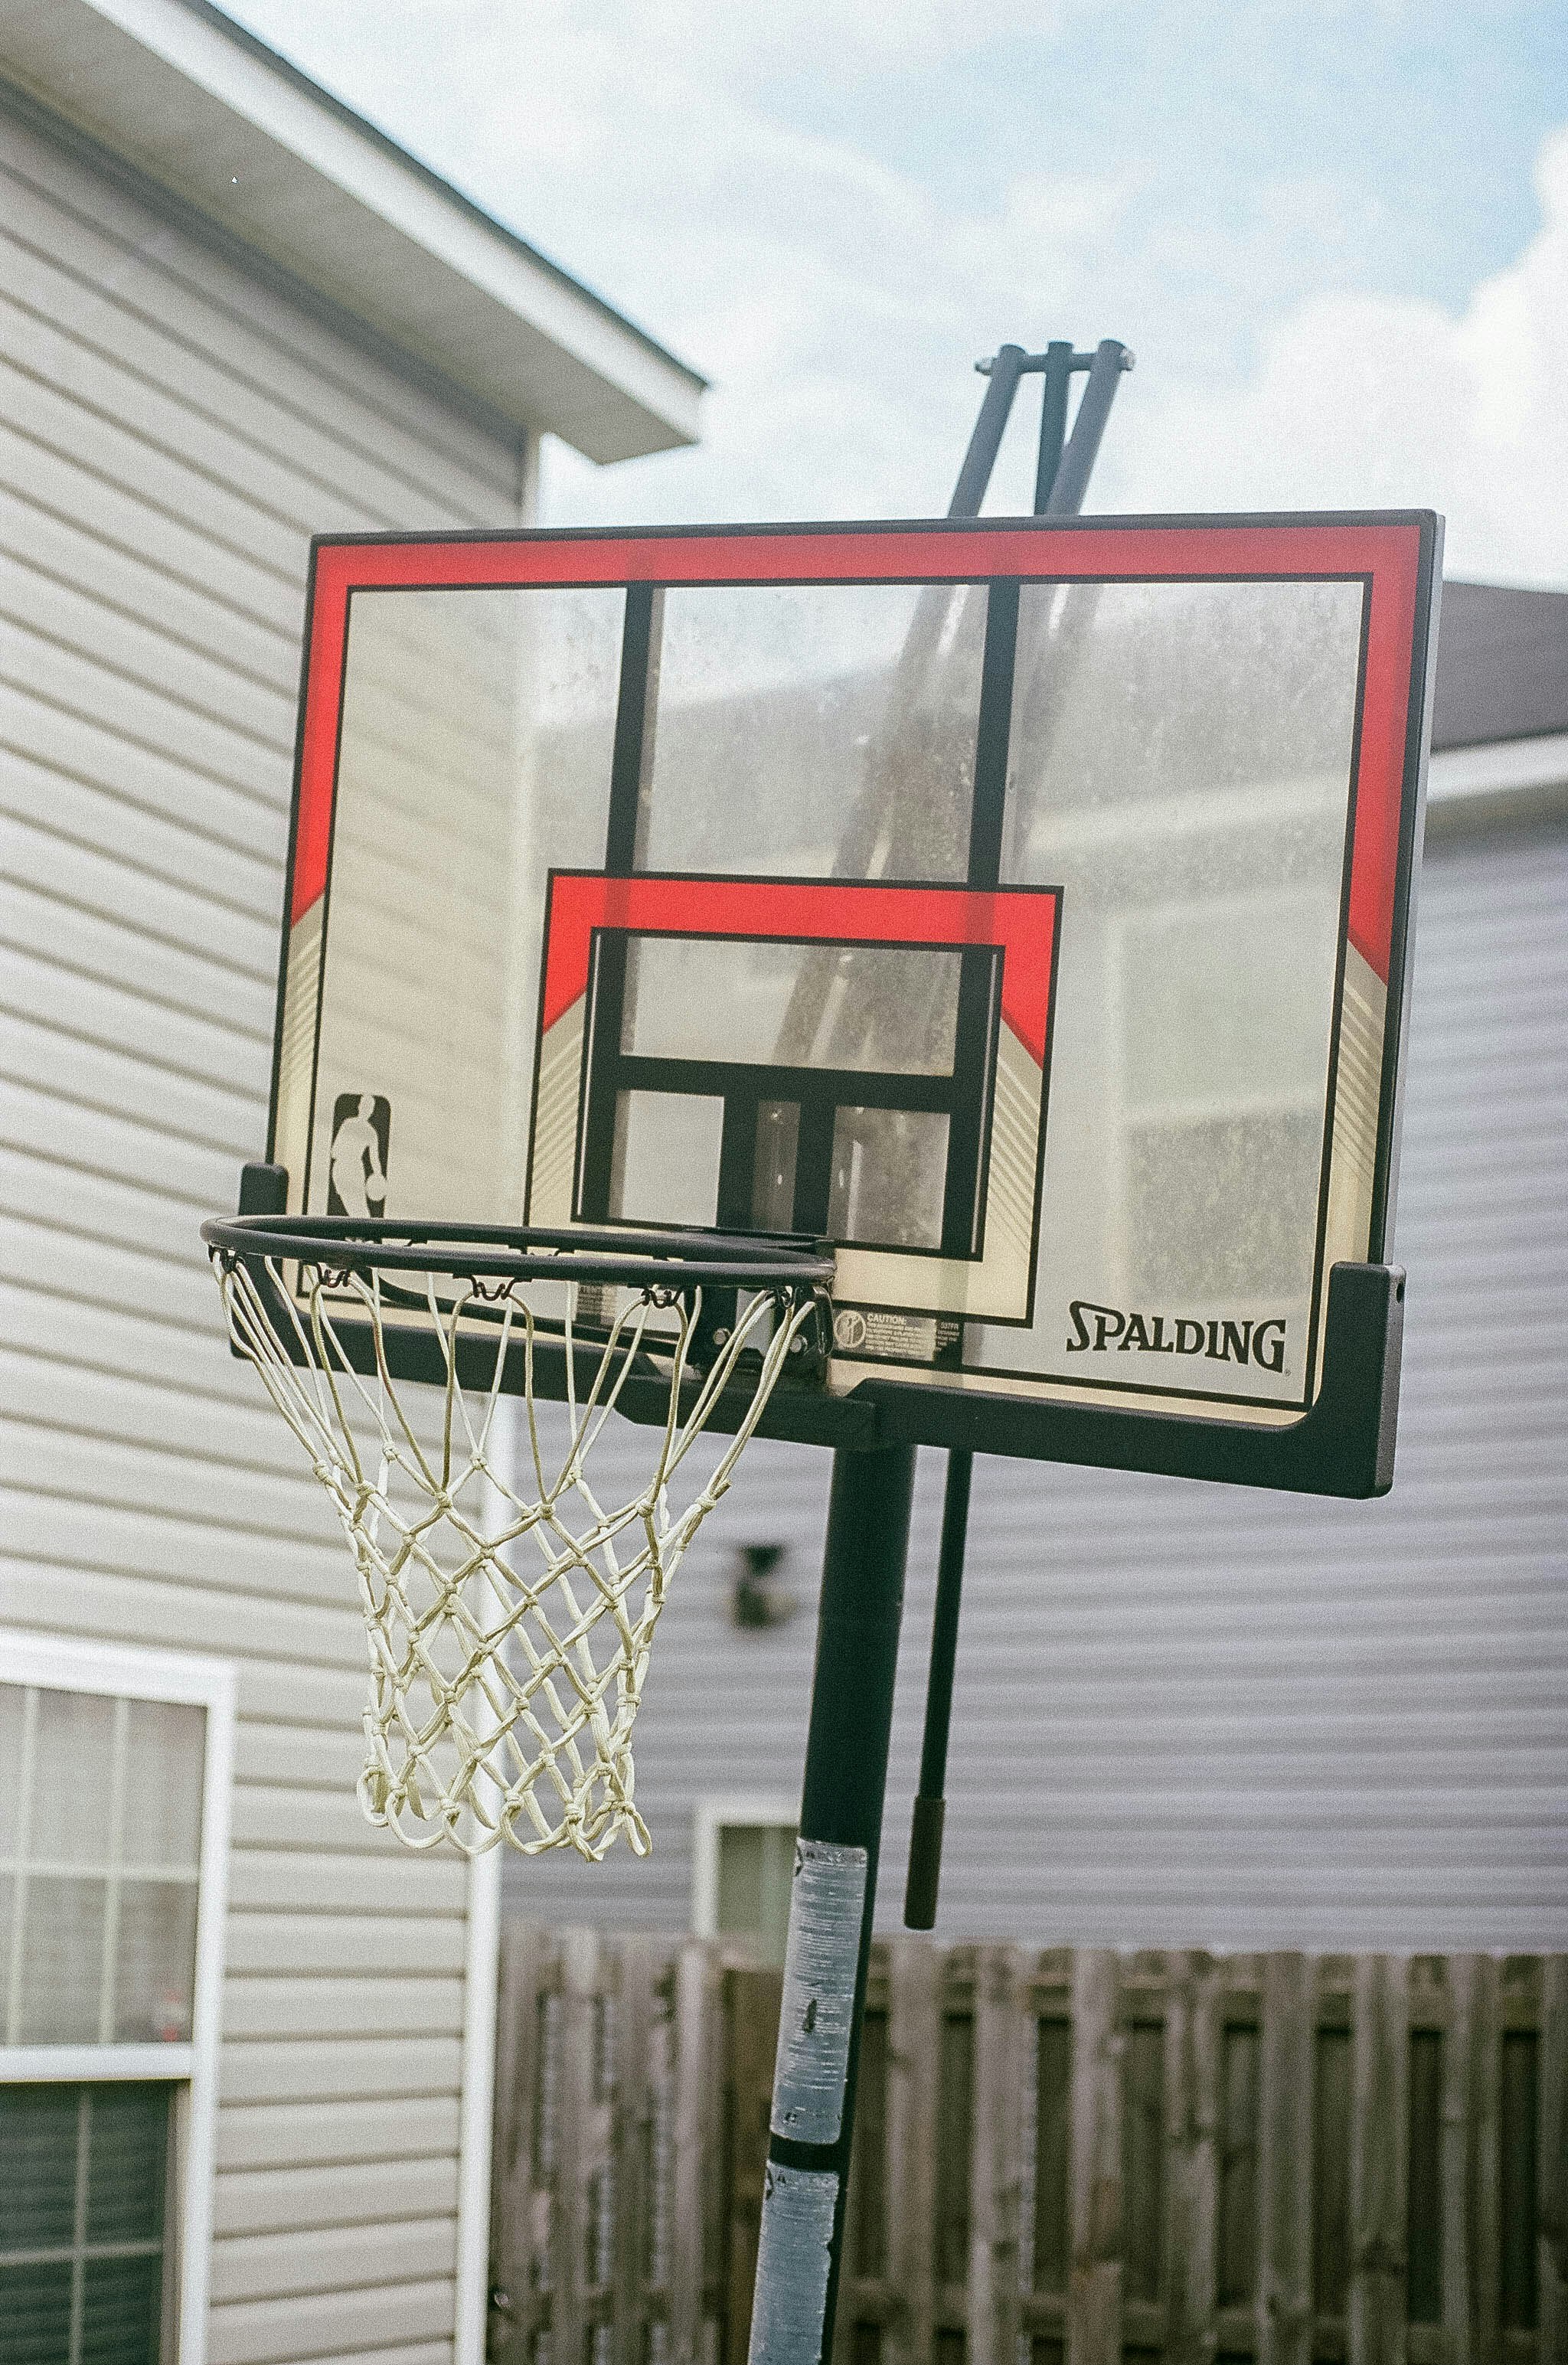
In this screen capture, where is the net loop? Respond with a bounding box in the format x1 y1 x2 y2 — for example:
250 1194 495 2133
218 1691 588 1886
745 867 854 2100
204 1224 827 1860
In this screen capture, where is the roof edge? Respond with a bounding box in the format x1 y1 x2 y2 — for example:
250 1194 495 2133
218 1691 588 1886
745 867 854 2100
0 0 704 459
166 0 705 397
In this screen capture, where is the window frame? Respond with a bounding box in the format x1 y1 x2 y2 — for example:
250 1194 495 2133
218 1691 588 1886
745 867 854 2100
691 1792 799 1944
0 1628 235 2365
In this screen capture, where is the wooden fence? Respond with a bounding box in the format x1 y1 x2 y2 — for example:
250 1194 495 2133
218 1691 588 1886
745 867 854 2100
488 1927 1568 2365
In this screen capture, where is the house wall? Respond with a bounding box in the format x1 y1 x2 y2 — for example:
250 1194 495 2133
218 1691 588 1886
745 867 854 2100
0 83 531 2363
503 808 1568 1954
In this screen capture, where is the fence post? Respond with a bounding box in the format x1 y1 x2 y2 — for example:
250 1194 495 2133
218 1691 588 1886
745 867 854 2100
1166 1952 1219 2365
489 1922 547 2365
1069 1949 1122 2365
884 1935 940 2365
1461 1955 1503 2365
969 1943 1027 2365
728 1964 786 2360
670 1938 724 2365
1540 1957 1567 2365
1258 1953 1315 2365
610 1935 661 2365
1349 1955 1409 2365
552 1927 605 2365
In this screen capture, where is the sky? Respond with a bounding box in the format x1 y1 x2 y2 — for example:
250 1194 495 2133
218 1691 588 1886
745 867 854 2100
228 0 1568 584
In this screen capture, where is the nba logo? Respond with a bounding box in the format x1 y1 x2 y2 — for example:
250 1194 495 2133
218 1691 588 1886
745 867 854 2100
327 1093 390 1220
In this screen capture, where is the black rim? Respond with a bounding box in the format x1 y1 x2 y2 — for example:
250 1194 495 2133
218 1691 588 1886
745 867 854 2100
201 1214 835 1294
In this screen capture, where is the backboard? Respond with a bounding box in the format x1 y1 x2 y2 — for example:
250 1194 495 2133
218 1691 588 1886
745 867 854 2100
263 513 1440 1491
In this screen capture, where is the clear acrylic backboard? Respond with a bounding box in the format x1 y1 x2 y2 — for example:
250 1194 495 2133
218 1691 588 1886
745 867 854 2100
264 514 1441 1488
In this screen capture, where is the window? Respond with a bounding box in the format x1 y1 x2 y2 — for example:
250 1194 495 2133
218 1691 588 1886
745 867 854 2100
693 1798 798 1968
2 1686 204 2047
0 2082 172 2358
0 1634 234 2365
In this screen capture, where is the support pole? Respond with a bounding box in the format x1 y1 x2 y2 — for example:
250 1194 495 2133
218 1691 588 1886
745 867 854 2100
746 1441 916 2365
902 1445 972 1928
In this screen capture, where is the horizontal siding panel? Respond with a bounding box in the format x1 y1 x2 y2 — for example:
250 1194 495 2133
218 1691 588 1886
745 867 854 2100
0 414 304 642
2 582 290 802
221 1975 466 2043
0 279 423 553
0 1077 243 1204
0 998 265 1156
206 2278 456 2365
1 665 291 864
216 2096 462 2176
0 934 275 1102
211 2217 456 2307
219 2036 462 2106
224 1909 467 1978
226 1851 467 1919
229 1784 448 1860
0 114 521 504
0 341 309 580
0 479 300 690
0 758 284 923
0 1273 250 1392
1 1417 347 1543
0 1489 355 1617
0 1553 362 1664
0 1341 336 1481
213 2154 459 2238
255 2347 452 2365
0 540 296 752
2 1208 256 1331
2 807 279 983
2 864 274 1039
0 234 494 542
233 1720 385 1795
228 1788 413 1864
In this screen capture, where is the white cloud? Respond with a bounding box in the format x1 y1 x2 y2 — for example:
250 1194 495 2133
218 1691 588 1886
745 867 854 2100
230 3 1568 584
1102 126 1568 585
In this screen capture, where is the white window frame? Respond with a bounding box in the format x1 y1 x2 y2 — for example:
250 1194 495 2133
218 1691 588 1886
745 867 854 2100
691 1792 799 1940
0 1628 235 2365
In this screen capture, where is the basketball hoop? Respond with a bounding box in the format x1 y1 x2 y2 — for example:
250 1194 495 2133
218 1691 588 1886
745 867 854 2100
201 1216 832 1860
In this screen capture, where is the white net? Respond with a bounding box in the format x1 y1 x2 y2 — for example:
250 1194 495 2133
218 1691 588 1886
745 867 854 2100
211 1252 817 1858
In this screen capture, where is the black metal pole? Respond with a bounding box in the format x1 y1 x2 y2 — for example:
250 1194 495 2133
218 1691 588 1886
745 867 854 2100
1045 337 1132 514
902 1444 972 1926
747 1440 916 2365
1031 339 1075 515
948 342 1028 517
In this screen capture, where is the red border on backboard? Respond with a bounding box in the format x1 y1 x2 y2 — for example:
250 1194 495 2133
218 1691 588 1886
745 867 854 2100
289 518 1426 986
537 874 1060 1067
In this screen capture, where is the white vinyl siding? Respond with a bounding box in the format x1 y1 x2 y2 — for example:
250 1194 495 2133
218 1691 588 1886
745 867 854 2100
504 815 1568 1955
0 83 527 2365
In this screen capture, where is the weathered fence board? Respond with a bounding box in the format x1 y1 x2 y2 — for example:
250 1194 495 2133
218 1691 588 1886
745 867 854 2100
1165 1952 1220 2365
491 1930 1566 2365
1259 1953 1314 2365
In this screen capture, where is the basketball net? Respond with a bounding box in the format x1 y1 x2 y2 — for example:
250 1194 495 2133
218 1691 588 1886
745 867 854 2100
213 1254 816 1858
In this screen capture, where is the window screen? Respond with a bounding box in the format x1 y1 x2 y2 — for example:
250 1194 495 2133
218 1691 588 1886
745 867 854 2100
0 1687 205 2047
0 2082 169 2362
715 1823 797 1968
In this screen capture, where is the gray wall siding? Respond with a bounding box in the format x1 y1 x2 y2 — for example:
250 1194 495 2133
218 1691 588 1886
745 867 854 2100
505 818 1568 1952
0 88 525 2365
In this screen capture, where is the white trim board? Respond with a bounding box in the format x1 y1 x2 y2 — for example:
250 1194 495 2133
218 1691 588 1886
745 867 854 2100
0 1627 235 2365
456 1846 502 2365
0 0 704 460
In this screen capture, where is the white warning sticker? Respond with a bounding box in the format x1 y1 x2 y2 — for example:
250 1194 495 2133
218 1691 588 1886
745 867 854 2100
770 1837 867 2147
746 2163 839 2365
